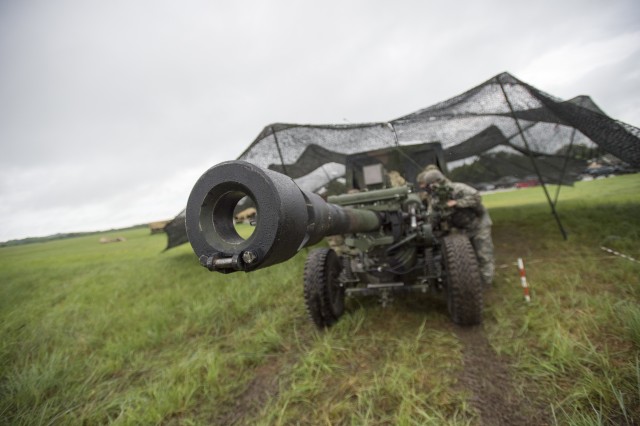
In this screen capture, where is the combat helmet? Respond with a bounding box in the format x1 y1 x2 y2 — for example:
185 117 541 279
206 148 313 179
416 166 447 187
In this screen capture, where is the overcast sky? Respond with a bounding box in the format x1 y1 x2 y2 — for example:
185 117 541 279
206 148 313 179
1 0 639 242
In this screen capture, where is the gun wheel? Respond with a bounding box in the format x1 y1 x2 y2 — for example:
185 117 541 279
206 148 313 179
442 234 483 326
303 248 345 328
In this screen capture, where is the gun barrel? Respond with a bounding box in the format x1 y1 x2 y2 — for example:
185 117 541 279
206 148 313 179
186 161 381 273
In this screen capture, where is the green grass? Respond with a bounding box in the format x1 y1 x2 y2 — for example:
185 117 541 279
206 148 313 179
234 223 255 240
484 174 640 425
1 174 639 425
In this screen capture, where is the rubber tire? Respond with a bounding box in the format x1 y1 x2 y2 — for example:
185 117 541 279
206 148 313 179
442 234 483 326
303 248 345 328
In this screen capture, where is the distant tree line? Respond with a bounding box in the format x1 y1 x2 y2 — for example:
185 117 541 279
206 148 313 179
448 145 599 184
0 225 148 248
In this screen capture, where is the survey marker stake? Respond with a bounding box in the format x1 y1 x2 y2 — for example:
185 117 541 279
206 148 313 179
517 258 531 303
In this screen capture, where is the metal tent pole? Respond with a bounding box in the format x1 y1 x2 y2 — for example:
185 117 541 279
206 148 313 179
386 122 425 171
387 122 400 147
553 127 577 207
498 78 568 240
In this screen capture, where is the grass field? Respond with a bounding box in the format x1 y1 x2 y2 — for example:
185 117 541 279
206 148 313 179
1 174 639 425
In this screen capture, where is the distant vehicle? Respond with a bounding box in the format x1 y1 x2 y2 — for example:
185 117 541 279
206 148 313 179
471 183 496 192
586 166 616 177
584 163 637 178
493 176 519 189
515 179 540 188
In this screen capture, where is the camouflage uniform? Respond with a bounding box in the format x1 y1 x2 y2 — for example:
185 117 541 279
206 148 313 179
417 169 495 285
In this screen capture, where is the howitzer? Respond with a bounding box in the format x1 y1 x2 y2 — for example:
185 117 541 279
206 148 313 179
186 160 483 327
186 160 382 273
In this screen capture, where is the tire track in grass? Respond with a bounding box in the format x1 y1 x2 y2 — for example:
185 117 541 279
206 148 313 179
214 325 314 425
452 324 547 425
217 358 284 425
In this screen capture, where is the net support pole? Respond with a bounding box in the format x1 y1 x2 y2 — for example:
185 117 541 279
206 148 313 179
387 122 400 147
271 126 289 177
498 78 568 240
553 127 577 207
385 122 424 171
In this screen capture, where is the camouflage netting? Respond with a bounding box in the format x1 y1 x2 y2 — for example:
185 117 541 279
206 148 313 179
164 71 640 249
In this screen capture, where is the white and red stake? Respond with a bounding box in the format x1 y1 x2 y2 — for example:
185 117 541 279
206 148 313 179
517 258 531 303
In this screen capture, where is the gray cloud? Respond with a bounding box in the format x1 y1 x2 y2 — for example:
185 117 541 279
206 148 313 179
1 0 639 241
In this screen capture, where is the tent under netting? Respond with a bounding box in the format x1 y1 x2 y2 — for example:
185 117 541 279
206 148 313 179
164 71 640 249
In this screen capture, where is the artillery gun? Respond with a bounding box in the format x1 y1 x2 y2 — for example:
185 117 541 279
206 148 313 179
186 158 483 328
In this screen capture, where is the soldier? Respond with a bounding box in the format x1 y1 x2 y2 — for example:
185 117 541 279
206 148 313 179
416 166 495 286
387 170 406 187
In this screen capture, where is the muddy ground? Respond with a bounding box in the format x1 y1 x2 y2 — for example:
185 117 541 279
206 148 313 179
452 321 548 425
215 300 550 425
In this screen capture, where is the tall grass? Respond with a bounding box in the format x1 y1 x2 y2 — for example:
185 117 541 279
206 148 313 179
484 174 640 425
0 230 307 424
1 174 639 424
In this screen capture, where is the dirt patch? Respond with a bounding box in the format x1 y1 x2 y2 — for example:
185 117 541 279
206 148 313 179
216 359 284 425
214 327 314 425
452 324 548 425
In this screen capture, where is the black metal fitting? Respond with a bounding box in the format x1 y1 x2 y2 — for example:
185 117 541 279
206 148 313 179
186 161 382 273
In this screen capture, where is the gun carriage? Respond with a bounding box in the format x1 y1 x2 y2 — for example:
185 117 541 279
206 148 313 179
186 147 483 328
